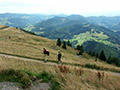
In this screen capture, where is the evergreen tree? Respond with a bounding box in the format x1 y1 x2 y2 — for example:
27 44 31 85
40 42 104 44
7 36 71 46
56 38 61 46
92 51 95 56
107 56 111 63
95 52 99 58
67 40 72 47
88 50 92 56
62 41 67 49
76 45 81 50
99 50 106 61
80 45 84 53
76 45 83 52
76 45 84 55
107 56 120 66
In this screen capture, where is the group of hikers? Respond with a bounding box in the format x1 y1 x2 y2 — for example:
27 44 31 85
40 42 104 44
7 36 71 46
43 48 62 64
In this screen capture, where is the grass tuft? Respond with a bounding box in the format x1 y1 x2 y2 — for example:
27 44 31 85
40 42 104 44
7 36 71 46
0 69 31 88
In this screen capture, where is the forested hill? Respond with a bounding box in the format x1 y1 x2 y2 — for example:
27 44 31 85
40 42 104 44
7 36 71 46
0 13 120 58
87 16 120 31
31 15 120 58
82 41 120 58
32 15 120 44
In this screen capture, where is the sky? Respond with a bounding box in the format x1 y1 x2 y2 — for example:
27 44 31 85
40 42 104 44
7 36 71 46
0 0 120 16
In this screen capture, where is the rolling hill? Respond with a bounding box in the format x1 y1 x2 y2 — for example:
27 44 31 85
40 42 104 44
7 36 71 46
0 13 54 28
0 25 120 90
87 16 120 31
31 15 120 58
82 41 120 58
0 13 120 58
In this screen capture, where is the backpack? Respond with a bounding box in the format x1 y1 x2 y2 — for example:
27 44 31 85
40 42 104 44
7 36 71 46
46 51 50 56
58 52 62 57
44 49 47 54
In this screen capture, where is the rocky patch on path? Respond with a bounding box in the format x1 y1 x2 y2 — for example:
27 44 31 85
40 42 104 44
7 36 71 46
0 81 51 90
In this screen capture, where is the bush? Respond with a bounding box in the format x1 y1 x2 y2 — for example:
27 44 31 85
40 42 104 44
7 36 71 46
36 71 60 90
0 70 60 89
0 69 31 88
107 57 120 67
85 64 101 70
36 71 53 82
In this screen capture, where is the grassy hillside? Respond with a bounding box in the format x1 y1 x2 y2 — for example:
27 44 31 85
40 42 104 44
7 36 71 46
0 25 119 69
0 54 120 90
0 25 120 89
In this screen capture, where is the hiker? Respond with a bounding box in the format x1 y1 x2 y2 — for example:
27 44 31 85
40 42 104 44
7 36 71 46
58 50 62 64
43 48 50 62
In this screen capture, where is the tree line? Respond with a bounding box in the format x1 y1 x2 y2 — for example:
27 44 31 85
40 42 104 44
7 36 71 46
56 38 120 67
56 38 72 49
88 50 120 67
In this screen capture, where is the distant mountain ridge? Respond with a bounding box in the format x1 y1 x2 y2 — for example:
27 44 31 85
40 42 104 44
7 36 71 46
31 15 120 58
0 13 120 58
0 13 55 28
87 16 120 31
32 15 120 43
1 13 120 31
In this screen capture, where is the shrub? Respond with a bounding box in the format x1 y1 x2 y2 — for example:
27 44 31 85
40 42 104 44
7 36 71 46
85 64 101 70
0 69 31 88
0 69 60 90
36 71 53 82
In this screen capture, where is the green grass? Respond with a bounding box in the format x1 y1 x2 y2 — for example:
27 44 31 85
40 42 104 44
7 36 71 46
72 31 109 45
71 30 120 50
36 71 53 82
0 69 31 88
84 63 120 73
24 25 35 31
0 69 60 89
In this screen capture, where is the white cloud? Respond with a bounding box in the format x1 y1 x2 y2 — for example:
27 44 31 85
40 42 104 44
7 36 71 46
0 0 120 15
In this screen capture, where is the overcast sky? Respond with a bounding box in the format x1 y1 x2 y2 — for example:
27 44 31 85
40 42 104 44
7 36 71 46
0 0 120 16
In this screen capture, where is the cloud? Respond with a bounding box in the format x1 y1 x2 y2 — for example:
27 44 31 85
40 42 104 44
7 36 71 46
0 0 120 15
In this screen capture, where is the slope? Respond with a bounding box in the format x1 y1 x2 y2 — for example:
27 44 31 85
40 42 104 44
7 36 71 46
82 41 120 58
0 25 119 71
87 16 120 31
0 25 120 90
31 16 120 58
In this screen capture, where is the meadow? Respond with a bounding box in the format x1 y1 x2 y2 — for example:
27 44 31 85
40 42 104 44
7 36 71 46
0 25 120 89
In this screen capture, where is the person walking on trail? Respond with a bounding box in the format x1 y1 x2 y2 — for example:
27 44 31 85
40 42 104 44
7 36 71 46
43 48 50 62
58 50 62 64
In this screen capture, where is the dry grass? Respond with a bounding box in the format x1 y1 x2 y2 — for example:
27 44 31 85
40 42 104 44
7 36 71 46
0 26 120 89
0 26 120 72
0 56 120 90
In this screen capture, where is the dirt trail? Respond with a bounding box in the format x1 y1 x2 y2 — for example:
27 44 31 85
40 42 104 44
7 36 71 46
0 26 10 30
0 52 120 90
0 53 57 66
0 53 120 77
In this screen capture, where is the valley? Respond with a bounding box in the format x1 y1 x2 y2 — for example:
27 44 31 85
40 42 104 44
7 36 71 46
0 13 120 89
